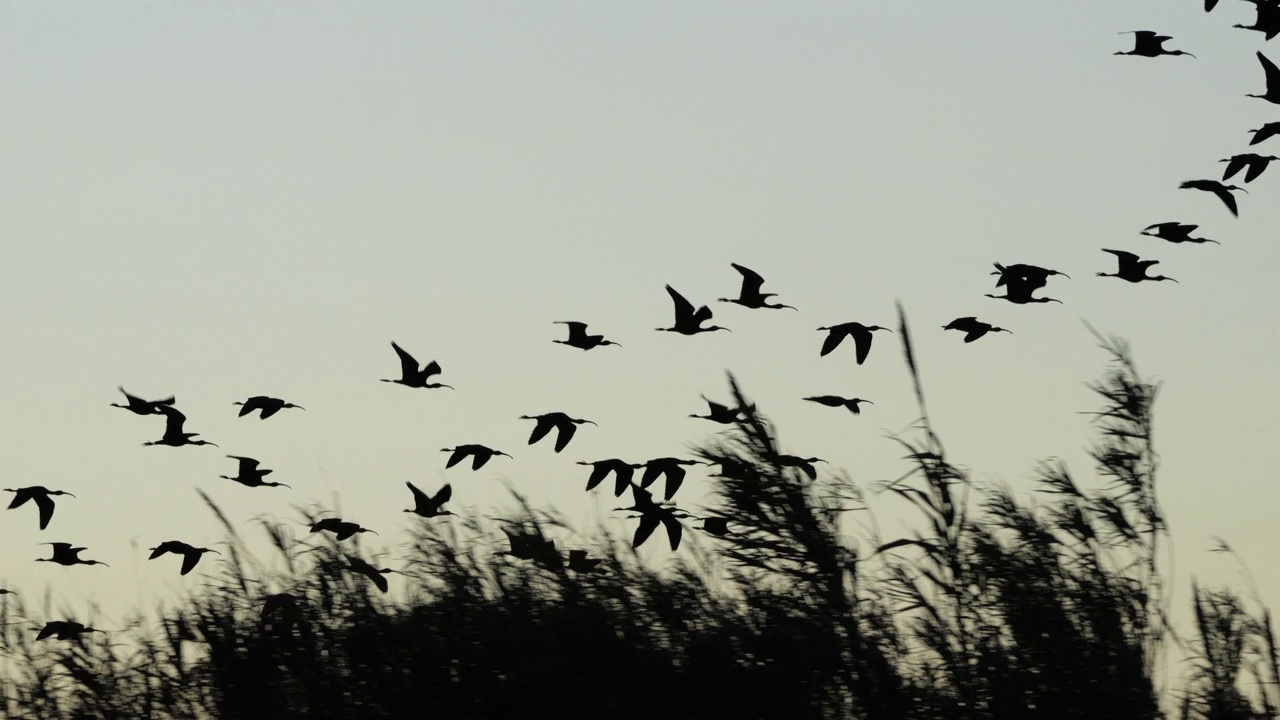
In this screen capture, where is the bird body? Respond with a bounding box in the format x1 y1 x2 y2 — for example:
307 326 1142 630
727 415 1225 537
310 518 377 541
553 321 620 350
942 317 1011 343
404 481 454 518
111 387 175 415
804 395 874 414
578 459 641 496
657 285 730 335
5 486 75 530
718 263 796 310
1140 223 1219 245
1115 31 1195 58
689 396 744 423
221 456 290 488
37 542 107 567
144 406 217 448
816 322 892 364
148 541 220 575
442 444 511 470
234 395 304 419
520 412 596 452
36 621 103 641
382 342 453 389
1097 249 1178 284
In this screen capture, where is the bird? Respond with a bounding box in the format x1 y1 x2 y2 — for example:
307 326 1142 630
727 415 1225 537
148 541 220 576
404 481 454 518
37 542 108 567
1221 153 1280 183
777 455 826 481
519 412 597 453
985 279 1063 305
1115 31 1195 58
567 550 605 574
578 459 641 496
1249 51 1280 104
991 263 1069 292
816 322 892 365
552 321 621 350
233 395 305 419
1236 2 1280 41
803 395 875 414
143 406 218 448
496 528 563 571
5 487 75 530
35 621 104 641
656 285 730 335
260 593 304 634
221 456 290 489
111 387 175 415
718 263 797 311
689 396 744 424
309 518 378 541
1205 0 1220 10
1248 121 1280 146
942 317 1011 343
636 457 711 502
346 557 400 594
442 444 512 470
1179 180 1247 217
613 483 694 551
1097 249 1178 284
1140 223 1219 245
700 518 732 537
382 341 453 389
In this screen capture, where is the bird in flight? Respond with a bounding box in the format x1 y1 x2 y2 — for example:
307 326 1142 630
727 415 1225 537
142 406 217 448
657 285 730 335
496 527 563 571
5 487 75 530
636 457 711 502
567 550 605 574
942 317 1011 343
817 322 892 364
578 459 641 496
1115 31 1195 58
1235 2 1280 40
221 456 290 489
346 556 400 593
1221 153 1280 183
777 455 826 481
519 412 597 453
1179 180 1247 217
1140 223 1219 245
1097 249 1178 284
718 263 797 311
803 395 874 414
613 483 695 551
309 518 378 541
148 541 220 576
404 481 454 518
1248 121 1280 146
689 396 746 424
1249 51 1280 105
985 277 1063 305
111 387 175 416
37 542 108 567
234 395 305 419
442 444 512 470
991 263 1069 292
382 342 453 389
35 621 104 641
552 321 621 350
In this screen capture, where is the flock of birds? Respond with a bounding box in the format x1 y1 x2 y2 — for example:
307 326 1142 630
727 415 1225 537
9 4 1265 643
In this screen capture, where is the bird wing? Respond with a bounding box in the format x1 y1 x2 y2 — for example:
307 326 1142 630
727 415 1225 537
370 571 388 593
1245 158 1270 182
963 328 985 343
527 417 554 446
660 512 684 551
632 513 660 549
148 542 174 560
665 285 695 323
180 551 201 575
1250 123 1280 145
471 450 490 470
584 463 609 492
852 328 873 365
432 484 453 506
1102 249 1140 266
7 489 30 510
663 467 686 501
36 624 57 641
553 422 577 453
406 481 430 511
390 341 419 379
731 263 766 298
819 328 846 357
614 466 636 497
639 464 663 489
158 406 188 434
229 456 259 474
1223 157 1247 182
444 448 467 468
1213 185 1240 216
1260 51 1280 96
32 493 54 530
423 360 443 379
258 403 281 419
692 304 714 326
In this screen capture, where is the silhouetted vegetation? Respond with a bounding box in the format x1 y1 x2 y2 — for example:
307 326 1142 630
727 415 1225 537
1 312 1274 720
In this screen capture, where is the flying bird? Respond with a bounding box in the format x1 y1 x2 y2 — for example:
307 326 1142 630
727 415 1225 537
803 395 874 414
260 593 304 634
1140 223 1219 245
5 487 75 530
404 481 454 518
567 550 605 574
700 518 732 537
777 455 826 481
991 263 1069 292
1179 180 1246 217
656 285 730 335
552 321 621 350
346 557 400 593
816 322 892 364
1236 3 1280 41
718 263 797 310
37 542 108 567
442 444 511 470
148 541 220 576
985 278 1063 305
613 483 694 551
942 317 1011 343
1221 153 1279 183
143 406 218 448
496 527 563 571
1249 51 1280 104
382 342 453 389
234 396 305 419
1248 121 1280 146
578 459 641 496
309 518 378 541
1115 31 1195 58
111 387 175 415
221 456 290 488
519 412 597 453
636 457 711 502
35 621 104 641
689 396 745 424
1097 249 1178 284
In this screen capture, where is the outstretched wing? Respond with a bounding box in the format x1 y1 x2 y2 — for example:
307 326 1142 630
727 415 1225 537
1259 51 1280 97
1212 186 1240 216
180 552 201 576
444 449 467 469
1245 159 1270 183
731 263 766 298
527 417 554 446
32 494 54 530
660 513 684 551
406 481 430 510
852 329 874 366
632 513 660 549
819 329 846 357
431 484 453 506
553 422 577 453
665 285 695 323
390 341 419 379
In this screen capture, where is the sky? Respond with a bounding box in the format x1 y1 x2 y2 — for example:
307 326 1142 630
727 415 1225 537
1 0 1278 683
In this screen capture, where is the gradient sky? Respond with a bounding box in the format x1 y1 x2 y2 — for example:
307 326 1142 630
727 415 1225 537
2 0 1278 689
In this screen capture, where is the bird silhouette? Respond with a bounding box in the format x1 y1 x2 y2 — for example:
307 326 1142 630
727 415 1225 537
310 518 378 541
657 285 730 335
700 517 732 537
1248 121 1280 146
1179 180 1246 217
636 457 711 502
37 542 108 567
777 455 826 481
689 395 744 424
1115 31 1195 58
496 527 563 571
111 386 175 415
382 342 453 389
613 483 694 551
1097 249 1178 284
5 487 75 530
347 557 400 593
221 456 291 489
1140 222 1219 245
1205 0 1220 10
442 444 512 470
552 321 621 350
816 322 892 364
578 459 641 496
942 317 1011 343
1221 153 1279 184
991 263 1069 292
143 406 218 448
148 541 220 575
985 278 1063 305
260 592 304 634
718 263 797 310
35 621 104 641
519 412 596 453
567 549 605 574
234 395 305 419
803 395 874 414
404 481 454 518
1249 51 1280 104
1236 3 1280 42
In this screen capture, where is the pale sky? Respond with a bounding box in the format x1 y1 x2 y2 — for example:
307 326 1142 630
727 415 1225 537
1 0 1278 681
